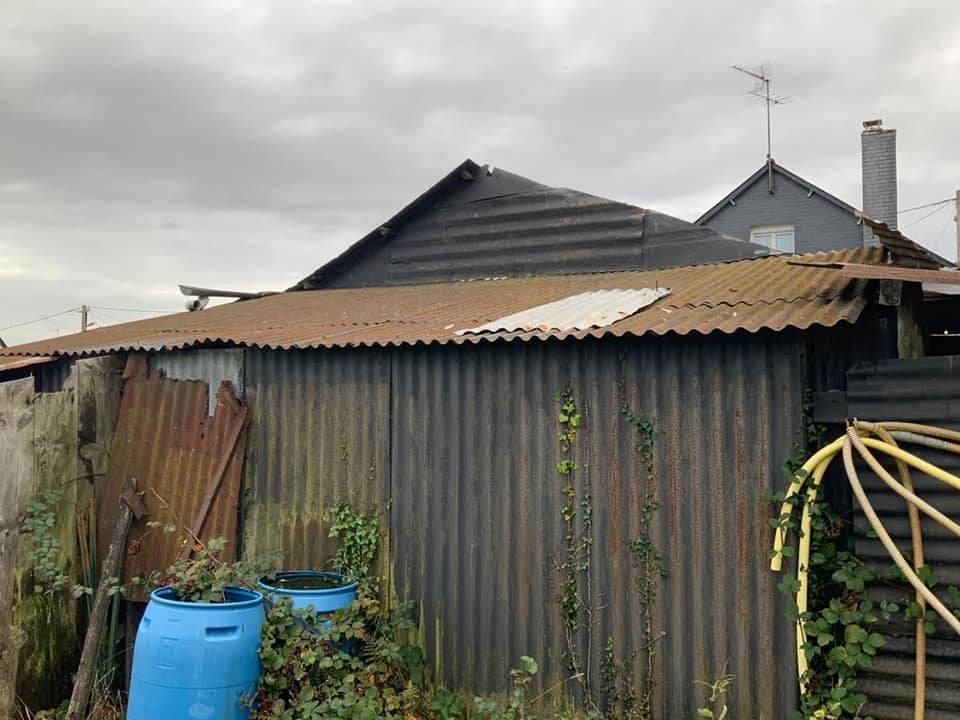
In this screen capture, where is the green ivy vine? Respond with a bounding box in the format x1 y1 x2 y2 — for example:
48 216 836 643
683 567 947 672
328 502 380 585
21 487 71 594
618 394 667 720
555 389 592 699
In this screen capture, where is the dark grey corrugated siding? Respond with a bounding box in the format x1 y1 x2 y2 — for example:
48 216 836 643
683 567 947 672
36 357 76 393
390 334 802 718
240 348 391 572
847 357 960 720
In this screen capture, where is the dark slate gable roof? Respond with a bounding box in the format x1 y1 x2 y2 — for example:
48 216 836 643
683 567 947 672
294 159 771 290
695 160 860 225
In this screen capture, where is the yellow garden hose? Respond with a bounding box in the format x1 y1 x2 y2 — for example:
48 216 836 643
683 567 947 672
854 422 926 718
771 420 960 720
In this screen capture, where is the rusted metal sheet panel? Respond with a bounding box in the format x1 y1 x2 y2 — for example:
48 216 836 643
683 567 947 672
1 247 881 358
240 348 390 574
98 369 248 600
860 215 951 268
0 356 55 373
390 333 803 718
847 357 960 719
151 348 244 416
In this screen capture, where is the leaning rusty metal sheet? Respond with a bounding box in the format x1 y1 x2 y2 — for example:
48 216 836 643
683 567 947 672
2 246 883 358
790 260 960 284
456 287 671 335
97 372 248 600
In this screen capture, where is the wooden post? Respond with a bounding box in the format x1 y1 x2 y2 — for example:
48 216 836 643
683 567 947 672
65 481 140 720
0 379 35 719
897 281 925 359
955 188 959 264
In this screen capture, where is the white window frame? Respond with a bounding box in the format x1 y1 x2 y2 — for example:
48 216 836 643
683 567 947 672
750 224 796 253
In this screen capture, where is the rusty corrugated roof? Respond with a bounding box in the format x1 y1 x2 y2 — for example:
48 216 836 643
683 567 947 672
1 247 883 358
0 355 55 372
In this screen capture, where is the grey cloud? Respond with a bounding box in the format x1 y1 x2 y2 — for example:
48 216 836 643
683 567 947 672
1 0 959 345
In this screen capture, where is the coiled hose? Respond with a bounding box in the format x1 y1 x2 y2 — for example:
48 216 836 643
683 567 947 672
771 420 960 720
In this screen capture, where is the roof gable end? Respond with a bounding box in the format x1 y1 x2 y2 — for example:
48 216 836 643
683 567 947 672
696 161 860 225
296 160 770 289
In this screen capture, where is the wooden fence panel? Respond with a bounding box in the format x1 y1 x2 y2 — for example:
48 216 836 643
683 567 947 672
0 378 35 718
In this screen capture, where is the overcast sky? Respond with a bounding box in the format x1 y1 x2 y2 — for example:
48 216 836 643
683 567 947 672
1 0 958 346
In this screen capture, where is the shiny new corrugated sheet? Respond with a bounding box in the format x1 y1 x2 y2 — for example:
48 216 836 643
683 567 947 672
458 288 671 335
98 372 248 600
391 333 802 717
847 357 960 720
0 247 882 358
239 348 390 574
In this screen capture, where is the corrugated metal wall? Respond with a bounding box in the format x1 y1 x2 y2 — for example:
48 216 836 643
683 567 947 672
240 349 391 574
151 348 244 416
390 333 803 718
847 357 960 720
36 357 76 393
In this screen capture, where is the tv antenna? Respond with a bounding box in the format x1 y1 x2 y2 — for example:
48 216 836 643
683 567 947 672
733 64 791 192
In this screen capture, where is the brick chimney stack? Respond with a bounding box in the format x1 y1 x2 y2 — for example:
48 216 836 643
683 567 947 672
861 119 898 244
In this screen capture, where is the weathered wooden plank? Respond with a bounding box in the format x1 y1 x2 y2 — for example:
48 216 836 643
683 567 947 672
12 357 124 710
16 369 81 707
66 482 136 720
0 378 35 719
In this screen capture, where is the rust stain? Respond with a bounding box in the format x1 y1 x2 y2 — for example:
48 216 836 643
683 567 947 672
97 374 248 600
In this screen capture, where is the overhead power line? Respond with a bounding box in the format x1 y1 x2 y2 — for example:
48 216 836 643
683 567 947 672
0 307 79 333
88 305 175 314
898 197 955 214
901 201 954 230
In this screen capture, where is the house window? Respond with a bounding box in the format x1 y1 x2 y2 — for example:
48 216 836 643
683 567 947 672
750 225 795 253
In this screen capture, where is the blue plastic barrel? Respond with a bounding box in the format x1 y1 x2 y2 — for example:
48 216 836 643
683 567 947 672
127 587 265 720
257 571 357 613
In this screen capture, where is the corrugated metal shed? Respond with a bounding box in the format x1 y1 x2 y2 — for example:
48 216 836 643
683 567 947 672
847 357 960 720
0 247 882 358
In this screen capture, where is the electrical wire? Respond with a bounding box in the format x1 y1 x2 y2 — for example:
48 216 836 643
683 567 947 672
0 307 79 332
88 305 174 314
898 198 956 214
901 201 954 230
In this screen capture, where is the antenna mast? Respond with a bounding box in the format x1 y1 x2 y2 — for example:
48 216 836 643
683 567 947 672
733 64 790 192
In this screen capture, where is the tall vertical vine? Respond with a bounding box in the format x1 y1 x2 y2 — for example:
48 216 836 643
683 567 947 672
555 389 593 700
619 391 668 720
